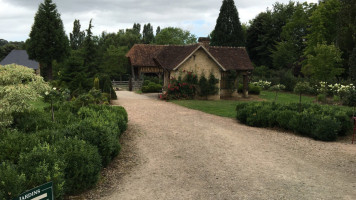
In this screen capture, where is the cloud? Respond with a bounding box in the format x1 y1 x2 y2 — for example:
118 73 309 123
0 0 319 41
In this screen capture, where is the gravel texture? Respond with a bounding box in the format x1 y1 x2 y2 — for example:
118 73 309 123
80 91 356 200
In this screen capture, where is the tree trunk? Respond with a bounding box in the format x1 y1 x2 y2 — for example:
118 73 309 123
47 62 53 81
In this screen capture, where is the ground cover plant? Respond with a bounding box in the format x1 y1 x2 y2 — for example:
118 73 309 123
0 99 128 199
236 102 353 141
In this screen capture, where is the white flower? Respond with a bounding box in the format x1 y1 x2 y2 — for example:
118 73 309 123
53 87 56 91
45 91 49 95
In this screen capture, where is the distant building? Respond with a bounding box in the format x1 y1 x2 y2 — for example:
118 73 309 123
126 37 254 99
0 50 40 74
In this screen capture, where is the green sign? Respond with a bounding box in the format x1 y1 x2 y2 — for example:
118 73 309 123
13 182 53 200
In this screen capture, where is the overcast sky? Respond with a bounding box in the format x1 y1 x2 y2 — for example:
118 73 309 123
0 0 318 42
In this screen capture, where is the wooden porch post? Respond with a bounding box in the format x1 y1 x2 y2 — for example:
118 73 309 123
243 73 249 98
163 70 170 90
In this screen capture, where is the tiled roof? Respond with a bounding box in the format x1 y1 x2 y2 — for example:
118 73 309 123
154 44 200 70
126 44 166 67
126 44 254 71
209 47 254 71
0 50 39 69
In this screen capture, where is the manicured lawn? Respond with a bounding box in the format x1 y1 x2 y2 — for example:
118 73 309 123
260 91 315 104
172 91 316 118
171 100 239 118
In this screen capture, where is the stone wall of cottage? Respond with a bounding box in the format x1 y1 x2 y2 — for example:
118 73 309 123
170 48 222 100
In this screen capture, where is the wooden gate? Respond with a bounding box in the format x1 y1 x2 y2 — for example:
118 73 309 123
112 80 143 91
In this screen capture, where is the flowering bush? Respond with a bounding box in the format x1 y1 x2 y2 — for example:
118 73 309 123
251 80 271 90
161 79 195 100
316 81 329 94
315 81 355 98
0 64 50 128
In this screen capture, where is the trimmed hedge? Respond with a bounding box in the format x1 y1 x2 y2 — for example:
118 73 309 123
142 81 162 93
18 144 65 199
0 162 26 200
0 102 128 199
55 138 101 194
238 83 261 95
236 102 353 141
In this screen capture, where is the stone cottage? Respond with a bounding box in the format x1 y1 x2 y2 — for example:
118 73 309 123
126 37 254 99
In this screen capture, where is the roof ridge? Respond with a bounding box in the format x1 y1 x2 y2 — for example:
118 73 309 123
133 43 199 47
209 46 246 49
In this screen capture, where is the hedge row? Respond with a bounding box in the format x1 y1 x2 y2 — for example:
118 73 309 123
0 103 128 199
236 102 353 141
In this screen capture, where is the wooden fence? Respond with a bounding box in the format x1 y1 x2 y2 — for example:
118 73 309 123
112 80 143 91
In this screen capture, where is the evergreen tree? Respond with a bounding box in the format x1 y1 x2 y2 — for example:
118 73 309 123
70 19 85 50
156 26 161 36
349 48 356 82
210 0 244 47
82 19 98 77
132 23 141 38
142 23 154 44
27 0 69 81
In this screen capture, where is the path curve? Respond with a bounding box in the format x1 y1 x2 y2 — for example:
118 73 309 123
105 91 356 200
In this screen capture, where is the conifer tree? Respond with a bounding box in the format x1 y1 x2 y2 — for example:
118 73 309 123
142 23 154 44
82 19 98 77
156 26 161 36
211 0 244 47
70 19 85 50
27 0 69 81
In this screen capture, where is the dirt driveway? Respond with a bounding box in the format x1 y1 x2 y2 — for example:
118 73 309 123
100 91 356 200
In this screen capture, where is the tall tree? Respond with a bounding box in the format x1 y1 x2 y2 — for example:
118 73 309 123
304 0 341 54
349 48 356 82
271 2 316 71
100 45 128 80
337 0 356 77
156 26 161 36
302 43 343 82
246 2 296 68
142 23 154 44
82 19 98 77
132 23 141 37
155 27 197 45
27 0 69 81
210 0 244 47
70 19 85 50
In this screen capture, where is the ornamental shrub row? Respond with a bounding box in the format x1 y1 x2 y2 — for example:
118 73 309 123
0 103 128 199
236 102 353 141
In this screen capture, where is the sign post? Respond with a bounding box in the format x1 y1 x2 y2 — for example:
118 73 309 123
13 182 53 200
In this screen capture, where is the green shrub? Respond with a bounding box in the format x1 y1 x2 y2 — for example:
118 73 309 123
142 82 162 93
18 144 65 200
238 84 261 95
0 162 26 200
276 110 297 130
312 116 339 141
0 130 40 164
249 84 261 95
12 110 55 132
236 102 352 141
55 138 101 194
62 119 120 167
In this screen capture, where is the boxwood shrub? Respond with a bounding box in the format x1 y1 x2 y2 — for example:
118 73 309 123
18 144 65 200
1 101 128 199
238 83 261 95
0 162 26 200
236 102 353 141
55 138 101 194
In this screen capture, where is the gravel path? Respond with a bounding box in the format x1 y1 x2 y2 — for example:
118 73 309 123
103 91 356 200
